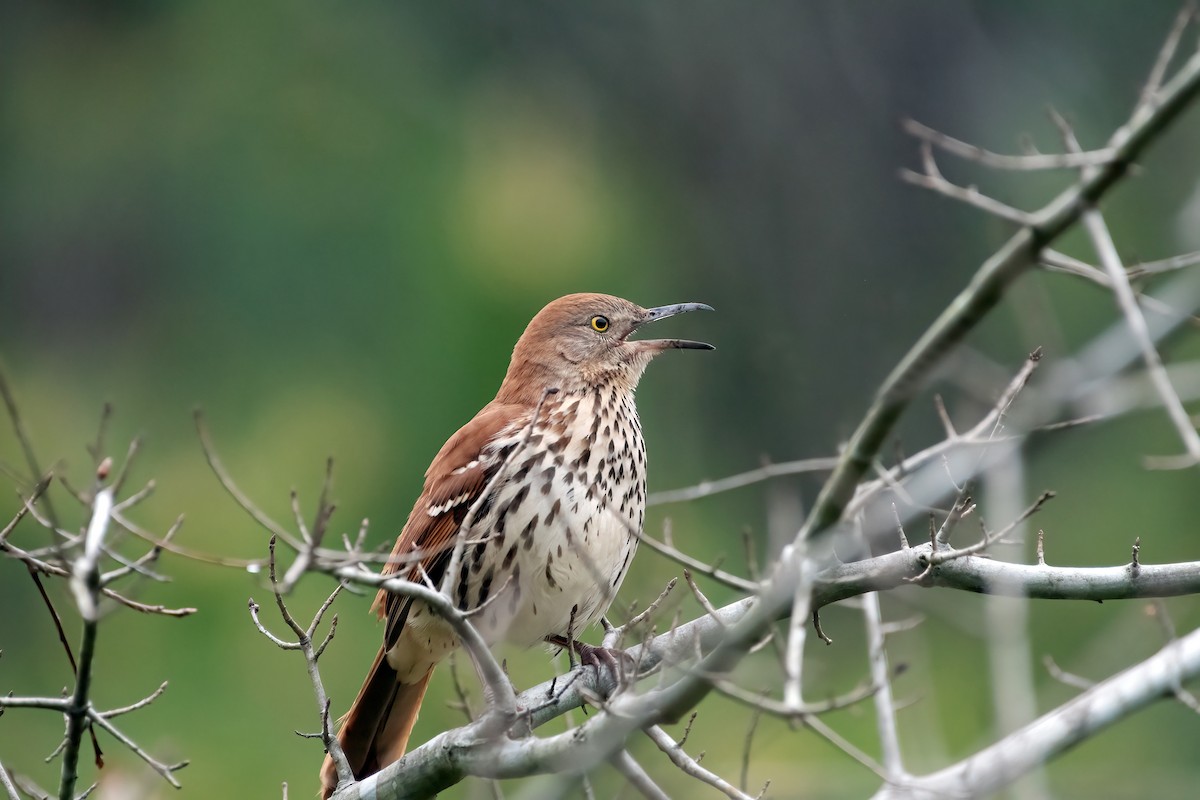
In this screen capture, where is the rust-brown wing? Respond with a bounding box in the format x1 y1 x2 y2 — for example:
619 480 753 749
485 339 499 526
374 402 528 650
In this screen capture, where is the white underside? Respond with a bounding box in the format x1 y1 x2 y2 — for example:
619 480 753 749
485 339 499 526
387 388 644 682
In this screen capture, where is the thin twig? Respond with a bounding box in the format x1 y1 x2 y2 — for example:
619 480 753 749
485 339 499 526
1042 655 1096 691
281 458 338 593
644 725 754 800
1081 208 1200 465
648 457 839 506
899 169 1034 225
862 591 905 780
0 759 20 800
712 677 878 719
783 557 813 713
1039 249 1196 321
1136 1 1197 114
740 707 762 793
616 578 678 645
682 570 725 627
637 522 756 592
85 711 186 786
805 42 1200 543
1146 600 1200 713
194 410 303 548
902 119 1117 170
0 363 61 536
58 488 113 800
109 506 265 569
1 475 52 545
97 682 169 720
253 537 352 787
909 491 1056 583
1128 249 1200 278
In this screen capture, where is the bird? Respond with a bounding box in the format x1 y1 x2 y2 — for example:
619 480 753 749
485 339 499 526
320 292 712 798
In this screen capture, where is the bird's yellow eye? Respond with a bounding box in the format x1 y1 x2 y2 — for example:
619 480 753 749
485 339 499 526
590 315 610 332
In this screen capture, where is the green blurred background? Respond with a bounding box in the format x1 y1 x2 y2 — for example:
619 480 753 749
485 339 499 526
3 2 1200 798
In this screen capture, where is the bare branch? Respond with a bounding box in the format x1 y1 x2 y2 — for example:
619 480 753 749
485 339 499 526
847 350 1041 520
873 625 1200 799
0 759 20 800
644 725 754 800
1 475 52 545
615 578 678 645
901 119 1117 170
648 457 839 506
194 410 302 549
1128 249 1200 278
1042 655 1096 692
898 168 1034 225
682 570 725 628
84 711 186 787
1146 600 1200 713
740 708 761 794
0 362 60 535
260 538 351 785
636 522 756 592
862 592 904 781
807 42 1200 544
334 528 1200 799
281 458 337 593
711 676 877 718
919 491 1055 573
1039 249 1197 320
331 565 518 727
1080 208 1200 464
782 557 814 712
1136 1 1197 114
58 488 112 800
110 506 265 570
97 682 169 720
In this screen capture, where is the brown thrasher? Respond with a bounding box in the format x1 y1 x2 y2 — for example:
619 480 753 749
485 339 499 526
320 293 712 798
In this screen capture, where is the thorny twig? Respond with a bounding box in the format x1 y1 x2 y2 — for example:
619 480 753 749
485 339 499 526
907 491 1056 584
249 536 350 786
901 119 1117 171
644 724 754 800
1081 206 1200 466
636 520 756 592
195 410 303 549
0 459 189 797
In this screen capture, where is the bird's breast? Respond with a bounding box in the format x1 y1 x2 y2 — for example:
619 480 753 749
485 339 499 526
450 385 647 646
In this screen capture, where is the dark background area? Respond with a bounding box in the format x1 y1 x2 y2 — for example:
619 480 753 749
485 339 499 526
3 2 1199 797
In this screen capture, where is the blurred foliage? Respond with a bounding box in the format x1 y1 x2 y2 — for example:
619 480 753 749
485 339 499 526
2 2 1200 798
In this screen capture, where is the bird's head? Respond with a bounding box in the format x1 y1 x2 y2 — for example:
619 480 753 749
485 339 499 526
499 292 713 400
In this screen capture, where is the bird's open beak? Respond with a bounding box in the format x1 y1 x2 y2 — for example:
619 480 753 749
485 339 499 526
629 302 715 351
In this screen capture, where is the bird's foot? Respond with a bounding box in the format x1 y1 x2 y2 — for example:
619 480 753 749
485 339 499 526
546 635 635 690
575 641 634 678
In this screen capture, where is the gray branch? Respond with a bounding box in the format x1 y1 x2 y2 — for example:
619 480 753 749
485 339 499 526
313 23 1200 800
872 623 1200 799
327 545 1200 799
802 42 1200 544
58 488 111 800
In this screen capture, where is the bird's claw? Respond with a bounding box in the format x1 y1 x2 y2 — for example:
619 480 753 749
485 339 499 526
545 635 635 692
573 642 635 689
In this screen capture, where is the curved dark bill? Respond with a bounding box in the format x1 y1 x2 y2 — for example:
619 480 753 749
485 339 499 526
660 339 716 350
635 302 714 351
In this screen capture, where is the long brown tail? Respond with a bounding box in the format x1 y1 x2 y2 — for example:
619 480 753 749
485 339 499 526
320 647 433 799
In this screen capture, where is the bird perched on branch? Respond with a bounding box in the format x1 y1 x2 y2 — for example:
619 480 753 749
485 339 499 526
320 292 713 798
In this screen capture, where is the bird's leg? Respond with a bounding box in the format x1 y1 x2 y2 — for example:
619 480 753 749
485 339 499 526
565 605 580 670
